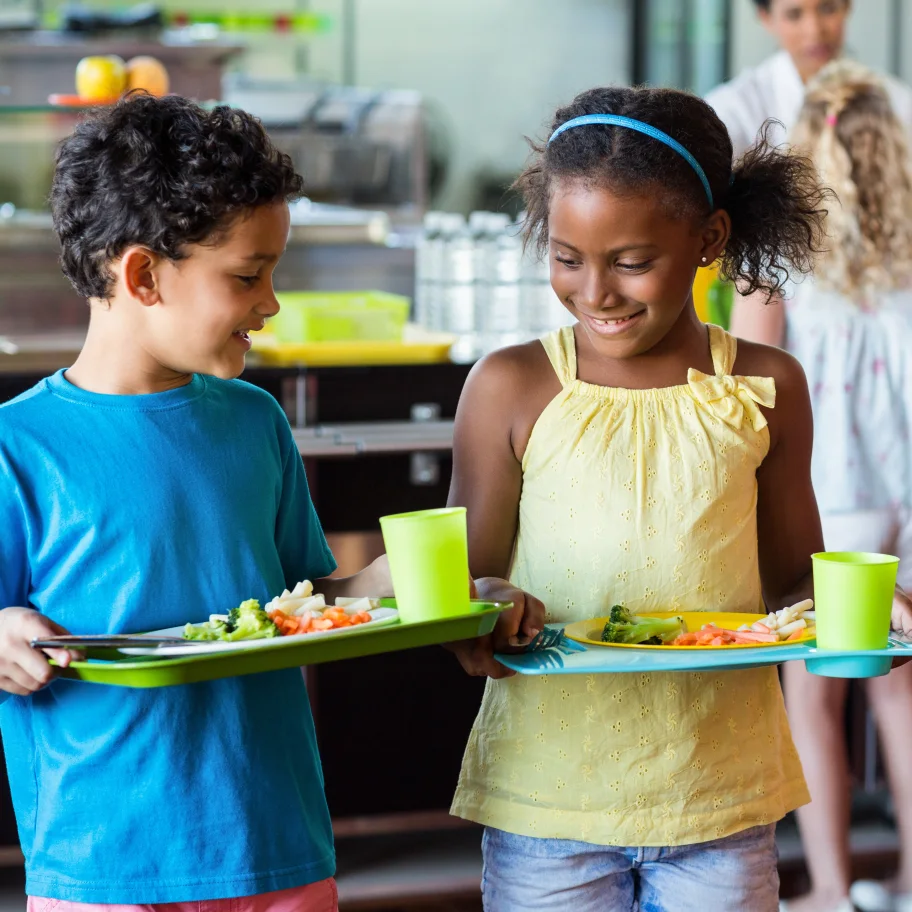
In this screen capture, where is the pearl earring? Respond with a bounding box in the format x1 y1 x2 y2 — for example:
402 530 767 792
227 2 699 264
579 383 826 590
701 256 708 264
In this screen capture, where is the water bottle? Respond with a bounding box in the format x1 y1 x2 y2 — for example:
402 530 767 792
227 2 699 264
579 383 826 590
440 214 476 362
414 211 447 330
520 237 574 338
482 214 522 354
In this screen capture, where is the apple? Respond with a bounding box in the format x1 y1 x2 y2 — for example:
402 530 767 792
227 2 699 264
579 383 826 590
75 55 127 103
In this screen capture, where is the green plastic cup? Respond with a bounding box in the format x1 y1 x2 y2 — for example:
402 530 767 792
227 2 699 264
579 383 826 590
380 507 470 625
812 552 899 650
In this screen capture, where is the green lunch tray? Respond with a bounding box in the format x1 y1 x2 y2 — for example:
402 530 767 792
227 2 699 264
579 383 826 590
53 599 507 689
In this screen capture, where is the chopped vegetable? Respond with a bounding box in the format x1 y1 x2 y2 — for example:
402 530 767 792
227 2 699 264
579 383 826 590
601 605 685 645
184 599 280 642
183 579 380 642
265 580 377 636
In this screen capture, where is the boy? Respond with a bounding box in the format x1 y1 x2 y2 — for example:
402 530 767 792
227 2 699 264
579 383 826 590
0 93 392 910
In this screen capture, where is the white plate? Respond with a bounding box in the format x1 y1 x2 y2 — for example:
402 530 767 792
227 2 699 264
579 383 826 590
120 608 400 656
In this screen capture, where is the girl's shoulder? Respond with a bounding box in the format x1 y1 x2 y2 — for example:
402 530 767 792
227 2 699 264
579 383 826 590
731 336 807 390
731 336 811 450
458 339 563 462
465 338 561 403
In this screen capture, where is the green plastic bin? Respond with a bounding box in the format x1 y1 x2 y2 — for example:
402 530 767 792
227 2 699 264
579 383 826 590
270 291 410 343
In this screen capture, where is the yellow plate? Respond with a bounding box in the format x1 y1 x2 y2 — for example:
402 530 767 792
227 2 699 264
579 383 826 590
564 611 816 650
250 331 456 367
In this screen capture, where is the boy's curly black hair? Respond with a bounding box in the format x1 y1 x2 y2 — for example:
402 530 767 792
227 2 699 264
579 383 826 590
50 92 305 300
515 85 830 296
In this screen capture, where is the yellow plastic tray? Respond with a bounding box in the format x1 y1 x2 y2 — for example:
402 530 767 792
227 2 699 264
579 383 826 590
250 329 456 367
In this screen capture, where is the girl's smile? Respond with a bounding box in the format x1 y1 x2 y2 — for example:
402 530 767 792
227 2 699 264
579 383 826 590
577 308 647 336
548 179 713 360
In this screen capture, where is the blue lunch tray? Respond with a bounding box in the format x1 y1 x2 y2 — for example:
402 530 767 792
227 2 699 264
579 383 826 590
496 626 912 679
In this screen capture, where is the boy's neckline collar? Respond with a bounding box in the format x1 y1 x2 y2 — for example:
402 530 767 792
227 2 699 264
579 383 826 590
46 369 207 410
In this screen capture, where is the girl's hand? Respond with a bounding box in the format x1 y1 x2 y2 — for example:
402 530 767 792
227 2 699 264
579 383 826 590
890 586 912 668
0 607 78 696
892 585 912 639
445 580 545 679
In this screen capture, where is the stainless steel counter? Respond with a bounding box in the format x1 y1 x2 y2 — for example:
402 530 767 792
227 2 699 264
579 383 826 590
293 420 454 457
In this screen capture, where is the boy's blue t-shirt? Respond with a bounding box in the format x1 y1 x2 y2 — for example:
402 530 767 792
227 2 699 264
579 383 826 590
0 370 337 903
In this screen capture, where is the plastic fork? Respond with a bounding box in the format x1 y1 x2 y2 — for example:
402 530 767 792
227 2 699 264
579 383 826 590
524 625 586 655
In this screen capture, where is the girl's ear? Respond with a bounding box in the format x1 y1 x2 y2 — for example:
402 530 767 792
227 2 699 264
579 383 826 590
699 210 731 267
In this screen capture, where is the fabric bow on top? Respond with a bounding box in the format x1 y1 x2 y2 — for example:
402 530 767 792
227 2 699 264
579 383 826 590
686 368 776 432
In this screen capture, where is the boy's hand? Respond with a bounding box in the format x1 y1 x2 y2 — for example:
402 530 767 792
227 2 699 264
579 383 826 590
890 586 912 668
0 607 79 696
445 579 545 679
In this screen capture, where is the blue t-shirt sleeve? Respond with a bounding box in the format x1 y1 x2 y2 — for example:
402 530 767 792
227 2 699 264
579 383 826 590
275 417 336 586
0 456 29 610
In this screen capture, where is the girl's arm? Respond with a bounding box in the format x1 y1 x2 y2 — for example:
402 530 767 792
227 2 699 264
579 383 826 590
315 554 393 603
753 345 912 647
445 348 549 678
729 289 787 347
752 346 823 611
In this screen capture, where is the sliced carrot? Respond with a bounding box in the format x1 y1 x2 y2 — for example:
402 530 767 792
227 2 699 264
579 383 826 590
729 630 779 644
711 636 725 646
786 629 805 641
312 618 334 631
752 622 772 634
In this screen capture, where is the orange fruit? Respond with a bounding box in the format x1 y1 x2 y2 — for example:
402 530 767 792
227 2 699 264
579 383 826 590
125 56 170 97
75 55 127 102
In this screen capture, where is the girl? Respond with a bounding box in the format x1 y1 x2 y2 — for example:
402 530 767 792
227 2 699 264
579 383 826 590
445 84 912 911
732 60 912 912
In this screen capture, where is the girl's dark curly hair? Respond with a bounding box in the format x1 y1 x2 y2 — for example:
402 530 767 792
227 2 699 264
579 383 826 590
514 85 830 296
50 92 305 300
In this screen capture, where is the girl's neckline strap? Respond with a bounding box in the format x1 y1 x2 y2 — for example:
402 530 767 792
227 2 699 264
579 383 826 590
543 323 736 388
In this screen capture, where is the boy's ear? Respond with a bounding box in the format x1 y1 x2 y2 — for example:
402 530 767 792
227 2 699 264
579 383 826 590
120 246 162 306
699 210 731 266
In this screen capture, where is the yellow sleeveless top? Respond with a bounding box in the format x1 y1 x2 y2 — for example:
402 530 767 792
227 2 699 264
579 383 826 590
452 324 808 847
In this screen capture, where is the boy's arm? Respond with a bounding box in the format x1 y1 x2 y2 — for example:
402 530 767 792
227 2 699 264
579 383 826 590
0 462 78 695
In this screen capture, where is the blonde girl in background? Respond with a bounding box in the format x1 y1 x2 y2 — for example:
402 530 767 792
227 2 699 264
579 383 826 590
732 60 912 912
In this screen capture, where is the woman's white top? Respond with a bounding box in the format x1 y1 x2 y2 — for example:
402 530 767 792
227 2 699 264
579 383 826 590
706 50 912 159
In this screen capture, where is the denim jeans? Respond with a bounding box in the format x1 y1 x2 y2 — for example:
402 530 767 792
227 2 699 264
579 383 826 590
481 824 779 912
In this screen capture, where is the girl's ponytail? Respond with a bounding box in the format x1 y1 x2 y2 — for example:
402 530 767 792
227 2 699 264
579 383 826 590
720 123 831 296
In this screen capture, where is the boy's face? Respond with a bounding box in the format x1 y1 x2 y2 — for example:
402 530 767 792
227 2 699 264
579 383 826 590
547 181 716 361
142 202 290 380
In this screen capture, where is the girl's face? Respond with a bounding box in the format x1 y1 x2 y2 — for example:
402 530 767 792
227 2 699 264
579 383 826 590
548 181 715 360
760 0 849 83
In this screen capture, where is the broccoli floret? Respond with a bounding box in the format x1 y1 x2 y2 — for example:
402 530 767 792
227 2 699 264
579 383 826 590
183 618 231 641
601 612 685 645
608 604 635 625
221 599 280 641
184 599 280 642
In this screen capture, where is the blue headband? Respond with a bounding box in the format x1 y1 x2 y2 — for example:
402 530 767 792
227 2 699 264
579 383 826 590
548 114 715 208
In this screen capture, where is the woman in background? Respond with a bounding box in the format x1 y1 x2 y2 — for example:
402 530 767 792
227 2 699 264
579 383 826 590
732 60 912 912
707 0 912 158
